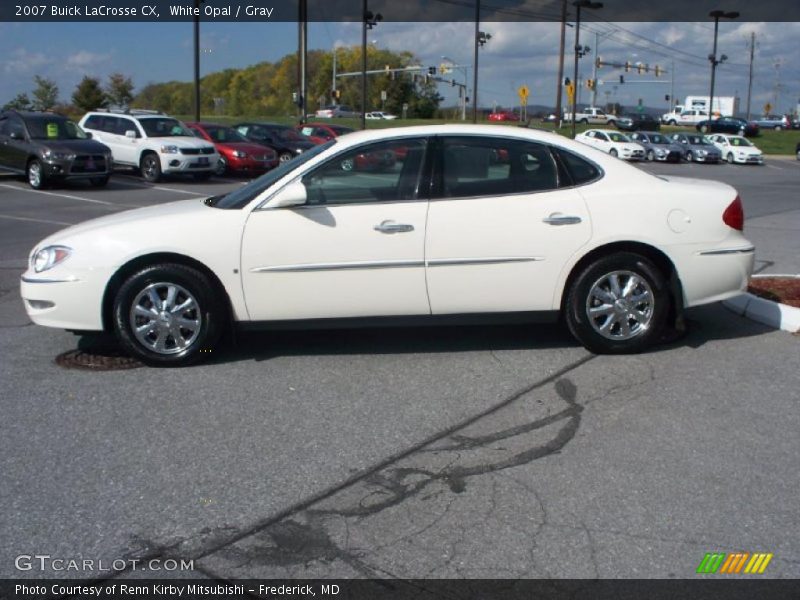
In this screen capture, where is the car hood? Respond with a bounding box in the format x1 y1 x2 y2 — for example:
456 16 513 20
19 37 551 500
147 135 214 149
37 139 110 154
218 142 275 155
37 199 213 248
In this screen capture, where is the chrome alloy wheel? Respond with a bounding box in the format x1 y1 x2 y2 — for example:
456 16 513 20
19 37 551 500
585 270 654 341
28 162 42 187
129 282 201 354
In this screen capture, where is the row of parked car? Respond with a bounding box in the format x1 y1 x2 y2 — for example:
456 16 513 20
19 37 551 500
576 129 768 165
0 108 362 189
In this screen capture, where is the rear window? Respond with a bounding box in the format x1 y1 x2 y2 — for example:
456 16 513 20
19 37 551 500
552 148 601 186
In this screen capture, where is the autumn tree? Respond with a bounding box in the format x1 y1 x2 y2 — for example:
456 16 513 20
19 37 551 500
72 76 108 112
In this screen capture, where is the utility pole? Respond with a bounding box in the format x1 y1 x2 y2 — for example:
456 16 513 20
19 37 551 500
193 0 201 122
554 0 567 128
670 60 675 110
745 32 755 120
472 0 481 123
591 31 599 107
297 0 307 123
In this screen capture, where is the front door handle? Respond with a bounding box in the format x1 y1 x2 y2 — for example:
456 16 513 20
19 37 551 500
374 220 414 234
542 213 582 226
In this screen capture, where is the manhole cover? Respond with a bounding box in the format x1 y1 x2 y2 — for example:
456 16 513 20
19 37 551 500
55 348 143 371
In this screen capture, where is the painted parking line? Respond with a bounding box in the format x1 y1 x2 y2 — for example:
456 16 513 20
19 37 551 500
0 183 123 206
0 214 75 226
114 174 215 196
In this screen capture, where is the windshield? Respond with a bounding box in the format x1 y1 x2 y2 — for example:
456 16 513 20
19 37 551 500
729 137 753 147
27 118 88 140
649 134 668 144
687 135 711 145
202 125 249 143
139 118 193 137
608 132 632 143
209 140 334 209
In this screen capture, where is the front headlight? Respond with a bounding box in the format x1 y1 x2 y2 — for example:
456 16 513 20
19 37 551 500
655 149 666 155
43 150 76 161
160 145 179 154
32 245 71 273
295 148 303 154
697 149 708 155
232 150 247 158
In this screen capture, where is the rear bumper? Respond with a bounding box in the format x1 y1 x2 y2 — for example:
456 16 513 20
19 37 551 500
676 245 755 307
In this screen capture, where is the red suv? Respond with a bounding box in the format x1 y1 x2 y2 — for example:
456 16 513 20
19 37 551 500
186 122 278 176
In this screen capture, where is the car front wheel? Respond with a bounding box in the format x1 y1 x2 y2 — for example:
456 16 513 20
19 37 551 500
686 151 694 162
113 264 224 366
565 252 670 354
700 125 709 133
609 148 618 157
140 153 162 183
646 150 655 161
727 153 735 164
27 159 47 189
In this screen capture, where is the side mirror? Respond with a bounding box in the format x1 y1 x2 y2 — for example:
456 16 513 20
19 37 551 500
9 132 24 141
270 182 307 208
125 130 137 139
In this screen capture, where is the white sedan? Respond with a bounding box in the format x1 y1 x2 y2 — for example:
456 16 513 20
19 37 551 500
21 125 754 366
707 134 764 165
365 111 398 120
575 129 645 161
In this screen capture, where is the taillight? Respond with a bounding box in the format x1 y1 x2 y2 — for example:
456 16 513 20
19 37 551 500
722 195 744 231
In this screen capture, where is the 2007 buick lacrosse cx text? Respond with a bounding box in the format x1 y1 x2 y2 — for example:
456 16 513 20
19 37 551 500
20 125 754 366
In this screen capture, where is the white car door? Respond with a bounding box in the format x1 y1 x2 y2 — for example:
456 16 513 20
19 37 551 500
113 116 142 166
240 137 431 321
425 136 593 313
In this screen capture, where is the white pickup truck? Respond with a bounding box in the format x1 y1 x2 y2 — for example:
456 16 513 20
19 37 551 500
661 108 709 126
563 107 617 125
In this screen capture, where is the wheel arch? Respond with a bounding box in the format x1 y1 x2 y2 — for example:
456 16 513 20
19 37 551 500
558 241 684 324
101 252 233 332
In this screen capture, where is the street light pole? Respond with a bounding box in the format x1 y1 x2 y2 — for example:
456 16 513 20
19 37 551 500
571 1 603 138
472 0 480 123
708 9 739 121
297 0 307 123
361 3 382 130
193 0 201 122
554 0 567 128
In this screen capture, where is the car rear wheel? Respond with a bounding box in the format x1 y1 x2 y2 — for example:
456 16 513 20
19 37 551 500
113 264 224 367
609 148 618 157
774 125 782 131
580 118 589 124
727 153 735 164
668 120 677 126
140 153 161 183
565 252 670 354
27 159 47 189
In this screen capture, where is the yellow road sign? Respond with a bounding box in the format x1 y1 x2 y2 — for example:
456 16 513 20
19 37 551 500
764 102 772 114
518 84 529 102
565 82 575 102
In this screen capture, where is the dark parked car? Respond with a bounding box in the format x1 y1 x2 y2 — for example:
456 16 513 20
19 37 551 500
696 116 759 137
296 122 354 145
615 113 661 132
186 122 278 176
629 131 682 162
234 122 316 163
0 110 112 189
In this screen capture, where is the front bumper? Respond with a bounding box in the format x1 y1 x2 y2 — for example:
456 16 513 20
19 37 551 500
20 268 109 331
228 155 279 172
44 155 112 179
160 154 219 174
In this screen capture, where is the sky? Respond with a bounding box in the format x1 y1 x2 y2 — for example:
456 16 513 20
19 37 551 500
1 19 798 115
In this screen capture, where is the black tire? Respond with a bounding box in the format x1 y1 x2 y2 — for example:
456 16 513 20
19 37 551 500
668 120 677 126
580 118 589 124
609 148 618 158
90 175 109 187
700 125 709 133
727 153 735 164
278 152 293 163
646 150 655 161
215 156 228 176
113 263 225 367
140 152 162 183
774 125 782 131
686 151 694 162
564 252 670 354
27 159 47 189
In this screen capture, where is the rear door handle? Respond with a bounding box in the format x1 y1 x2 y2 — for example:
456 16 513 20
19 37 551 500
542 214 582 226
374 220 414 234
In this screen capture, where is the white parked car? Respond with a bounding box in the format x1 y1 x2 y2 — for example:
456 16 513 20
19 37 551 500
575 129 645 161
21 125 754 366
662 109 709 126
707 134 764 165
79 110 219 182
365 111 398 120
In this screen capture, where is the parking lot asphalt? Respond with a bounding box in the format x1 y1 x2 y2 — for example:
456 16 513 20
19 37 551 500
0 161 798 581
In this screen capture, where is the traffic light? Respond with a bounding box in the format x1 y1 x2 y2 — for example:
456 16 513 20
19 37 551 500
654 65 661 77
428 66 436 75
665 94 670 101
564 77 571 86
595 56 601 69
637 63 644 74
625 61 631 72
586 79 594 90
619 75 624 84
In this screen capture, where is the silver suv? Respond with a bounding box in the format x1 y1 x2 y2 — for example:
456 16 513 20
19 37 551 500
79 110 218 182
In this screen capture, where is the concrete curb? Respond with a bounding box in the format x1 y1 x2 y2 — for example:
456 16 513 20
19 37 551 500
723 274 800 333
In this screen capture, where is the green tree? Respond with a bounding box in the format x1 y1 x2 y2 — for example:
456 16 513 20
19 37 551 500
31 76 59 111
2 93 33 111
106 73 135 109
72 76 108 112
